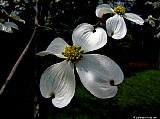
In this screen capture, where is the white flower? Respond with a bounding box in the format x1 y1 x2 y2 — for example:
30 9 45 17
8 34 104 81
0 21 18 33
37 23 124 108
0 0 9 7
96 4 144 39
10 11 25 24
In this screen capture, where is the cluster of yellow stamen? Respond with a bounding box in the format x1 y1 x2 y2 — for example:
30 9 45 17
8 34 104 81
62 46 84 63
114 6 126 15
0 18 5 23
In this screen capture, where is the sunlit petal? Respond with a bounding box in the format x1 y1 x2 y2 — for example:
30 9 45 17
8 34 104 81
106 14 127 39
37 38 69 58
40 61 75 108
36 51 54 56
124 13 144 25
0 23 4 31
4 22 18 30
10 11 25 24
72 23 107 53
96 4 114 18
2 23 12 33
76 54 124 99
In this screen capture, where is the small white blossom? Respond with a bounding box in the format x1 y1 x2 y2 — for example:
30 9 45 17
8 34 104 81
0 0 9 7
96 4 144 39
10 11 25 24
37 23 124 108
0 21 18 33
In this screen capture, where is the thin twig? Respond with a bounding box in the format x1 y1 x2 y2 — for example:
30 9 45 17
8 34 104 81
34 0 40 118
0 0 42 95
0 1 44 119
92 18 104 28
0 6 10 16
0 27 38 95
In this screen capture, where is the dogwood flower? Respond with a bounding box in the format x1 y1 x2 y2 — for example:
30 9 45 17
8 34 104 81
0 18 18 33
96 4 144 39
37 23 124 108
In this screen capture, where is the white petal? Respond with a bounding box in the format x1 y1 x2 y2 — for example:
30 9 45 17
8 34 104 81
10 11 19 19
0 24 4 31
72 23 107 53
2 24 13 33
106 14 127 39
10 11 25 24
4 22 19 30
36 51 54 56
0 23 2 28
40 38 69 58
124 13 144 25
96 4 114 18
40 61 75 108
76 54 124 99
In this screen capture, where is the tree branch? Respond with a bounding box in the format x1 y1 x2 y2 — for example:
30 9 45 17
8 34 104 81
0 1 46 118
0 0 42 95
0 26 38 95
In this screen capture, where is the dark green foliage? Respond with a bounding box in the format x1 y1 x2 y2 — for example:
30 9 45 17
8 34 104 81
38 69 160 119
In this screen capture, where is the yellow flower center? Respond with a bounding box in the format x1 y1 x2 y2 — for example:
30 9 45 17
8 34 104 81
114 6 126 15
0 18 5 23
62 46 84 63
